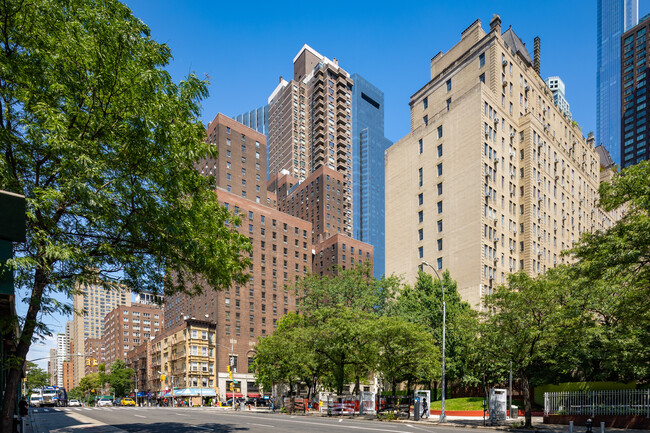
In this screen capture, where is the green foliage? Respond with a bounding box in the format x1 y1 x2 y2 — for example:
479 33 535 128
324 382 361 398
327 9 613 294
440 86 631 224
67 387 84 400
25 361 49 390
0 0 251 429
480 270 586 427
107 359 134 397
392 270 479 386
568 161 650 382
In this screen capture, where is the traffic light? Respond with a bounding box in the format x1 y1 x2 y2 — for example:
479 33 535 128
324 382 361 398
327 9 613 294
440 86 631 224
92 359 98 366
160 374 166 382
227 365 232 379
86 359 90 366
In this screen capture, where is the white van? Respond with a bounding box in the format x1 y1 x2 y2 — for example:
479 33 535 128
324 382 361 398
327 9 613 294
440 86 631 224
30 394 42 407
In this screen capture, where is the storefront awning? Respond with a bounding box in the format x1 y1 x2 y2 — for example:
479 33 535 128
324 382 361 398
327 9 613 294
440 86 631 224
136 392 147 397
173 388 217 397
226 392 243 398
247 392 261 398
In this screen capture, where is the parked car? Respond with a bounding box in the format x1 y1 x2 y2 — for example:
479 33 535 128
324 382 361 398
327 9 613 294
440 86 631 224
96 397 113 407
120 398 136 406
68 399 81 407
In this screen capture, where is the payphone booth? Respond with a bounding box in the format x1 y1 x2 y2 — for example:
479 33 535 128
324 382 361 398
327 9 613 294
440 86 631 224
414 390 430 419
489 388 507 423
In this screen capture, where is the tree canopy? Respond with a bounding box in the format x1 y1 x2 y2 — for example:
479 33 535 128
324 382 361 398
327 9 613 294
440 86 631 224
0 0 251 429
25 361 49 391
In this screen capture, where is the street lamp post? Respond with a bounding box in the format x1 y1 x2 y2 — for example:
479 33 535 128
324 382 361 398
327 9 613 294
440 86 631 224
421 261 447 423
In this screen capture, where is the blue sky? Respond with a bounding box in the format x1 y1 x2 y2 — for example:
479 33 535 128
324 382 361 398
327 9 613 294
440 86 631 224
24 0 650 370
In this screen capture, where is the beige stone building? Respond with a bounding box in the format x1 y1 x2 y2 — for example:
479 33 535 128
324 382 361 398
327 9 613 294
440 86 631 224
71 280 130 387
385 16 622 308
151 318 218 404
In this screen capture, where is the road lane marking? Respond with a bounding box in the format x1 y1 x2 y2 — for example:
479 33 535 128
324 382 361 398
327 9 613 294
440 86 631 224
133 415 146 418
224 414 427 432
250 423 273 428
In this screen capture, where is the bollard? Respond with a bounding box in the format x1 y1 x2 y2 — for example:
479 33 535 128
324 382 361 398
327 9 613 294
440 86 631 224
570 420 573 433
600 421 604 433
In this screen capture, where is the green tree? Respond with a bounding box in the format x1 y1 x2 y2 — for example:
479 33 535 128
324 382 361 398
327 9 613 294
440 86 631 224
0 0 251 429
569 161 650 381
78 373 102 401
25 361 49 391
253 312 321 398
392 271 479 397
67 387 84 400
480 271 584 428
373 316 440 396
107 359 134 398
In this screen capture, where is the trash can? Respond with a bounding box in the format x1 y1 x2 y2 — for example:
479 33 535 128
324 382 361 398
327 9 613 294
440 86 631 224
510 405 518 419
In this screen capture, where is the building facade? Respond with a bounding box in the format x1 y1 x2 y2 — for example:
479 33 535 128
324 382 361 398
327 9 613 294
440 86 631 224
620 14 650 167
598 0 638 165
350 73 392 277
71 280 130 386
55 333 68 387
102 303 163 371
83 338 104 377
544 76 572 120
268 45 354 232
386 16 622 308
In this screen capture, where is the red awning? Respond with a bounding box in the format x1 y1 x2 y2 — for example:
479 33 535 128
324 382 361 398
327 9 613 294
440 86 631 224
247 393 261 398
226 392 243 398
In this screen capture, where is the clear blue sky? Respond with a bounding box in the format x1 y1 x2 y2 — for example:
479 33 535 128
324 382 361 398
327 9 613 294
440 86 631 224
24 0 650 370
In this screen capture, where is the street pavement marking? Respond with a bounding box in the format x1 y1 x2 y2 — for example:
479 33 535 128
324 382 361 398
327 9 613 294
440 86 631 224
227 414 418 433
133 415 146 418
250 423 274 428
175 413 190 416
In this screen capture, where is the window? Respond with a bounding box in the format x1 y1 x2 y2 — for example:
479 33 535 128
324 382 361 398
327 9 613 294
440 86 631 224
437 257 443 270
418 210 424 223
423 97 428 109
437 201 443 214
418 193 423 206
437 163 443 176
446 79 452 91
446 98 451 111
423 115 428 126
418 167 423 187
437 182 443 195
418 139 423 154
418 228 424 240
437 144 443 157
437 125 443 139
479 73 485 83
437 239 443 251
479 52 485 68
437 220 443 232
418 246 423 258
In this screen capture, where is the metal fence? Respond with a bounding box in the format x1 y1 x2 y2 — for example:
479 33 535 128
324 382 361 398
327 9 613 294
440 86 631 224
544 389 650 417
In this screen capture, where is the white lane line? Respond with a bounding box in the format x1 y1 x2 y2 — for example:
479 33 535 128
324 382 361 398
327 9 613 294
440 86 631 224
250 423 273 428
133 415 146 418
189 426 211 430
222 413 421 432
43 409 49 412
175 413 190 416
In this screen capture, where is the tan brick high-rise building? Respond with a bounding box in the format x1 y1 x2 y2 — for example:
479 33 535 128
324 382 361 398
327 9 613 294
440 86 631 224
72 280 130 386
385 16 622 308
268 45 354 237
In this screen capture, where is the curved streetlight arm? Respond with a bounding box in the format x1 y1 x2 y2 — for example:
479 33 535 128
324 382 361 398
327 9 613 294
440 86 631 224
421 261 447 423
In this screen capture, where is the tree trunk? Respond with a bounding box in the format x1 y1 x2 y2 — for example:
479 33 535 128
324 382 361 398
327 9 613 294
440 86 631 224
433 380 438 401
521 370 532 428
1 267 48 433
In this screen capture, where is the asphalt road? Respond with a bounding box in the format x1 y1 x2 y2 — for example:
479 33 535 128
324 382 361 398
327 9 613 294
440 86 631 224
30 406 475 433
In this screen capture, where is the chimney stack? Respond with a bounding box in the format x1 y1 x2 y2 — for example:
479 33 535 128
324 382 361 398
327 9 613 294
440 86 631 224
534 36 541 75
490 14 502 34
279 75 283 83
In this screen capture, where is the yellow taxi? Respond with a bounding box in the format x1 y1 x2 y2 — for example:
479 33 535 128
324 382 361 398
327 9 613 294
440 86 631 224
120 398 136 406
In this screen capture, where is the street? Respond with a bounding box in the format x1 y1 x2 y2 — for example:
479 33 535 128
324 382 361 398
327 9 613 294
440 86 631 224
29 406 492 433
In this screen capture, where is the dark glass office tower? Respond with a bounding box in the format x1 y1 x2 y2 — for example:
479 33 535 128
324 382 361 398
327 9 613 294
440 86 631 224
351 74 392 278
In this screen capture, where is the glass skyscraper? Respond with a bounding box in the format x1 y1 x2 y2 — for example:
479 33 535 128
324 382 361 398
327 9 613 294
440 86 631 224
597 0 638 166
351 74 392 278
234 105 269 179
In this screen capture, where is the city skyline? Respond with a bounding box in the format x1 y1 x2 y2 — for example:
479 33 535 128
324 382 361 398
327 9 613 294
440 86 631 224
22 0 650 370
